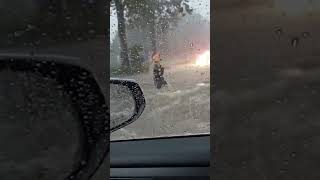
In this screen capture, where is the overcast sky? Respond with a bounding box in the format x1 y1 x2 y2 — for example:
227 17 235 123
110 0 210 41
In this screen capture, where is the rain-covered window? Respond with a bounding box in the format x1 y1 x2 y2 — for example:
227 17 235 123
110 0 210 140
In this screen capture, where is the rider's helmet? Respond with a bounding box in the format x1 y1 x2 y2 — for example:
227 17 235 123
152 52 161 63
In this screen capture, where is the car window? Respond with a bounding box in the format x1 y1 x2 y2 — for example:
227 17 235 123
213 0 320 179
0 1 108 179
110 0 210 140
0 69 82 179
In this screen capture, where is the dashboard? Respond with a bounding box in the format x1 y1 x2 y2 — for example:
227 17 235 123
110 134 210 179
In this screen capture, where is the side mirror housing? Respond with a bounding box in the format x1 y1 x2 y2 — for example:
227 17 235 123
110 78 146 133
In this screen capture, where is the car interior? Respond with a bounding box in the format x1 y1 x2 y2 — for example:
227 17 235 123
110 134 210 179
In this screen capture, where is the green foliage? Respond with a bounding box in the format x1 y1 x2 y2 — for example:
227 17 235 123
111 0 193 72
123 0 193 34
129 44 143 61
111 44 150 76
129 44 150 73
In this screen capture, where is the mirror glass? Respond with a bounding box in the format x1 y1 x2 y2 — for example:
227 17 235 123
0 69 82 179
110 84 136 131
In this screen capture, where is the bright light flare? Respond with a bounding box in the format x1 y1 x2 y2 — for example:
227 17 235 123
195 50 210 66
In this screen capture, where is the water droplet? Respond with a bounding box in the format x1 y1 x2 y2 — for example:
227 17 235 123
275 99 282 104
271 128 278 135
26 24 35 31
89 29 96 35
56 85 63 89
291 37 300 47
275 27 283 37
302 32 310 38
14 31 23 37
280 168 288 173
300 103 306 108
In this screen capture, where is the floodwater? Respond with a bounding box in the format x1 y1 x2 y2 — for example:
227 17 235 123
111 60 210 140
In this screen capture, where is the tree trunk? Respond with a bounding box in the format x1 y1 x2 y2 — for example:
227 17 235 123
150 19 157 53
114 0 130 69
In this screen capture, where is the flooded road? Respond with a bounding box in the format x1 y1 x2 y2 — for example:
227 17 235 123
111 61 210 140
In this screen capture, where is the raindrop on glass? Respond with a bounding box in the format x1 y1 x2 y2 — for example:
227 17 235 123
89 29 96 34
50 70 56 75
302 32 310 39
291 37 299 47
275 27 283 37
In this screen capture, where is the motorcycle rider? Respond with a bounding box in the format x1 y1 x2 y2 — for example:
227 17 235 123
152 52 167 89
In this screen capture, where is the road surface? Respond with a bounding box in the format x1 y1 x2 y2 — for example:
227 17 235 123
111 60 210 140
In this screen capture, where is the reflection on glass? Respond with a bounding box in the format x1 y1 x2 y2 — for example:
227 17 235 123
110 84 135 129
0 70 81 179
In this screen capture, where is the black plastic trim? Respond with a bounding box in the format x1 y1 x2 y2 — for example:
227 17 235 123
110 78 146 132
110 135 210 177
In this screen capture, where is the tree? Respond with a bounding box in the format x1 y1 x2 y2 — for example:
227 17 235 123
123 0 192 53
112 0 130 70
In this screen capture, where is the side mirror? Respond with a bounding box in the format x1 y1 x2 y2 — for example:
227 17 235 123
0 57 108 180
110 78 146 133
